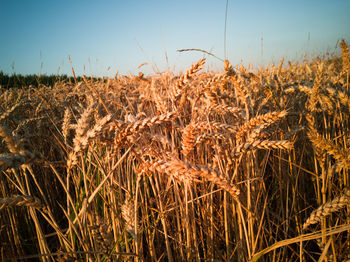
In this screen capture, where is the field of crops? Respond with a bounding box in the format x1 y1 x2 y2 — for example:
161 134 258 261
0 39 349 261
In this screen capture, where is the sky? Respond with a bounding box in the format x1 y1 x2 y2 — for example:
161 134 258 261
1 0 349 77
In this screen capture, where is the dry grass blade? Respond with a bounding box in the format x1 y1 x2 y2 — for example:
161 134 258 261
177 48 223 61
251 223 350 261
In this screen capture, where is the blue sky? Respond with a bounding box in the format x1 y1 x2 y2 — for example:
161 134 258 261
1 0 349 77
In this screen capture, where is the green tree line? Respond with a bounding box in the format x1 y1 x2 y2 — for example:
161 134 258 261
0 71 105 89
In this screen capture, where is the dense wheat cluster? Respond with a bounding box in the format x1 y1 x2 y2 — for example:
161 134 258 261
1 40 350 261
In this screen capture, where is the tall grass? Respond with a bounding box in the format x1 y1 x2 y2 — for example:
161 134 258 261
0 40 349 261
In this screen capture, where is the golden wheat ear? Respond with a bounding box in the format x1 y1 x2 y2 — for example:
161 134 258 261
303 188 350 230
340 39 350 72
0 195 43 210
224 59 236 76
173 58 206 99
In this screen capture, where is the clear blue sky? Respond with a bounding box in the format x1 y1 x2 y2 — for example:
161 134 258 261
1 0 349 77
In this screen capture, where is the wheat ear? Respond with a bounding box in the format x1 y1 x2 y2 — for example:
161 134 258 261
0 101 25 121
236 110 288 141
0 195 43 210
126 112 177 133
0 125 21 153
0 153 27 172
181 123 198 157
173 58 206 99
143 158 240 199
231 140 294 157
340 39 350 72
175 58 206 90
121 197 137 238
73 114 112 153
62 108 72 143
303 188 350 229
224 59 236 76
307 130 350 169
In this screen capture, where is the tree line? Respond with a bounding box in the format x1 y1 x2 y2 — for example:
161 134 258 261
0 71 105 89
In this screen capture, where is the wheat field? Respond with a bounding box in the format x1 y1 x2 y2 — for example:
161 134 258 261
0 40 349 261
